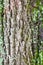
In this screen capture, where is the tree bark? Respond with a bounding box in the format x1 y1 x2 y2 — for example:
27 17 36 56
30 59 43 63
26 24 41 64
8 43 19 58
3 0 33 65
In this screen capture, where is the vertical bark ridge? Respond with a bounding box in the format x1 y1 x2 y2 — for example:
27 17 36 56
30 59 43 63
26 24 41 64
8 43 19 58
9 0 16 65
4 0 11 65
15 0 22 65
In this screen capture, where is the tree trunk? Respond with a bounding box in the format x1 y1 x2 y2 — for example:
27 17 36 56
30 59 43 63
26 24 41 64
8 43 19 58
3 0 33 65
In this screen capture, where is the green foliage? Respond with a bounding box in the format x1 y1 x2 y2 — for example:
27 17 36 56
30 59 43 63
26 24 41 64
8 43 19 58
0 57 3 65
31 50 43 65
32 8 40 22
32 1 43 64
32 1 43 23
0 4 3 13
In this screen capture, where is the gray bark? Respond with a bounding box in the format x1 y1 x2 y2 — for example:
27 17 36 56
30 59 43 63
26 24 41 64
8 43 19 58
3 0 33 65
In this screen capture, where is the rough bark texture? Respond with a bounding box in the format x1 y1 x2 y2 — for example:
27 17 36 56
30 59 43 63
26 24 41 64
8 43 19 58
3 0 33 65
